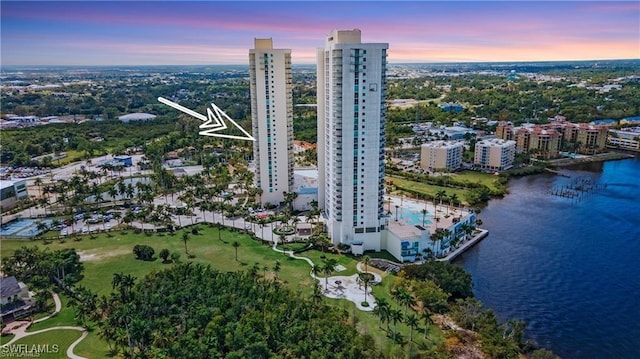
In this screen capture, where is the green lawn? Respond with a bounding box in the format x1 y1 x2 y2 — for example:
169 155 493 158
327 272 446 355
28 294 76 332
74 330 111 358
9 329 82 359
300 249 359 276
0 334 15 345
454 171 505 192
388 176 469 202
1 226 316 296
53 150 85 166
1 226 445 356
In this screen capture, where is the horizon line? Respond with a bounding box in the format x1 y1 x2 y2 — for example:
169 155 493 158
2 58 639 68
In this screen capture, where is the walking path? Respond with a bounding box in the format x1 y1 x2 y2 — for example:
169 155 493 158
32 291 61 323
1 292 88 359
271 239 381 311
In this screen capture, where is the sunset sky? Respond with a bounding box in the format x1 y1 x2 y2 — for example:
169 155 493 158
1 1 638 66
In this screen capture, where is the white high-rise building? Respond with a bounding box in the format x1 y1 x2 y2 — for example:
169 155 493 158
317 29 388 252
420 141 464 172
474 138 516 171
250 38 294 206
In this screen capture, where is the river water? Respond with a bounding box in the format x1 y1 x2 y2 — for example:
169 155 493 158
455 158 640 359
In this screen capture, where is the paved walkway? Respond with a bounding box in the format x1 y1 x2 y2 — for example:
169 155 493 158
1 292 88 359
271 239 382 312
33 291 61 323
1 326 88 359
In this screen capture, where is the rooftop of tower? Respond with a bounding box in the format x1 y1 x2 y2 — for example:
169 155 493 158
327 29 361 44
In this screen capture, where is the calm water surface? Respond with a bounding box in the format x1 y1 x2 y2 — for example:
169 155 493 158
456 158 640 359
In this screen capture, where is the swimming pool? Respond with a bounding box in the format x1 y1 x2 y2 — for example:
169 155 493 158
397 207 432 226
0 218 52 237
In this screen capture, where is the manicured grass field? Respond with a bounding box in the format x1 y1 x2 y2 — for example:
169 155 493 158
1 225 445 357
74 330 111 358
1 226 315 296
28 294 76 332
455 170 505 192
0 334 15 345
387 175 469 202
9 329 82 359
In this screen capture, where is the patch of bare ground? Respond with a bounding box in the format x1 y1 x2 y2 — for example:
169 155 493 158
77 248 130 262
434 314 484 359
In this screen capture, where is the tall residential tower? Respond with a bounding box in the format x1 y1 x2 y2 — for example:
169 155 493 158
317 29 388 251
250 38 294 206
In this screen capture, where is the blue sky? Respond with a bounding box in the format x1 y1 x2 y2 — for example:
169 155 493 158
1 1 638 65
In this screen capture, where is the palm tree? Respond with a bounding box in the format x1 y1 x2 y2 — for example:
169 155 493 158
34 177 43 197
421 208 428 227
310 264 321 279
373 297 390 330
422 310 433 339
359 273 373 303
111 272 123 291
430 229 446 257
125 183 135 203
36 196 49 217
322 258 337 291
314 232 330 257
392 286 406 307
35 221 49 238
435 189 446 220
136 207 147 232
449 193 459 209
108 186 119 206
406 313 419 343
121 274 136 301
112 211 122 228
362 255 371 273
232 241 240 261
182 231 189 255
400 289 415 316
390 308 403 336
123 210 135 229
309 200 321 234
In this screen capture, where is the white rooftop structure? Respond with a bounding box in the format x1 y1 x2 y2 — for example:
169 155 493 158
118 113 157 123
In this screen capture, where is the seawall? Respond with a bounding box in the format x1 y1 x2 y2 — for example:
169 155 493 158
437 229 489 262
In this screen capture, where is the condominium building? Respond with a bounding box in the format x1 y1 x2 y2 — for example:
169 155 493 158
575 124 608 153
420 141 464 171
497 120 608 156
607 128 640 151
317 29 388 252
0 179 28 211
474 138 516 171
249 38 294 206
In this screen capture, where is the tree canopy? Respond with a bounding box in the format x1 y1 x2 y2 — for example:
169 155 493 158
93 263 379 358
402 261 473 299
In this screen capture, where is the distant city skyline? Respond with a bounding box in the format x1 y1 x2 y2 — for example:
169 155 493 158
1 1 638 66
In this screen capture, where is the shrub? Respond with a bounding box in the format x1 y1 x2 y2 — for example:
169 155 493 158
133 244 155 261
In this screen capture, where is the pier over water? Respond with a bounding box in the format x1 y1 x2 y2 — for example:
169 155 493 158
550 175 607 201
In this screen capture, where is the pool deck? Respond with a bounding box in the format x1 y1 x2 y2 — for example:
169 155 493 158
387 197 472 235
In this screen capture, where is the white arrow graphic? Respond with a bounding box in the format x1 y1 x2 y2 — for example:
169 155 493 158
158 97 255 141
